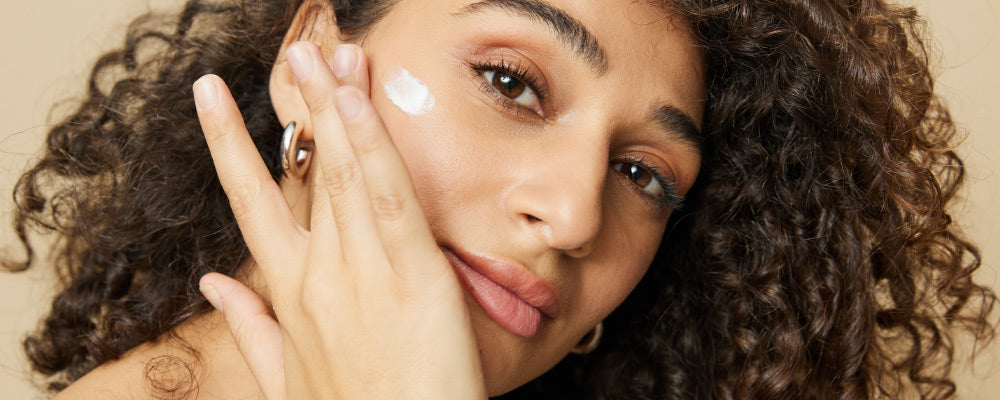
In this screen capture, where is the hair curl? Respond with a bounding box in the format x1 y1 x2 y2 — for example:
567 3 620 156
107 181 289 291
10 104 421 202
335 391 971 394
5 0 995 398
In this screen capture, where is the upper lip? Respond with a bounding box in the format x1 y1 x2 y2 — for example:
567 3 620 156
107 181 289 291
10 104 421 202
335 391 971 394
446 247 561 318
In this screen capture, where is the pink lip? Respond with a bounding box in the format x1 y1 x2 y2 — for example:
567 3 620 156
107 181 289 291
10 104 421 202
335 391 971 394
442 247 560 338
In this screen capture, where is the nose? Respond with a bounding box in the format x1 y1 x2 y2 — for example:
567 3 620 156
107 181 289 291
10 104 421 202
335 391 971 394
504 141 605 258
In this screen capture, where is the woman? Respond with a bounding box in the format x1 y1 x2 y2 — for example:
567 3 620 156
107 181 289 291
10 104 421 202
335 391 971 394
6 0 995 398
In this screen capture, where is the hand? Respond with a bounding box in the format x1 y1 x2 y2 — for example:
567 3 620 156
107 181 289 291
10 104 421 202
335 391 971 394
192 41 487 400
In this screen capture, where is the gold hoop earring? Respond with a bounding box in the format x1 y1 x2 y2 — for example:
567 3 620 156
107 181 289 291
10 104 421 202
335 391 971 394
570 321 603 355
280 121 313 177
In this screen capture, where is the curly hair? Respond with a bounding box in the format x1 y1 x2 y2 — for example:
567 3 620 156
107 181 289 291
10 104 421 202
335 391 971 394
5 0 995 398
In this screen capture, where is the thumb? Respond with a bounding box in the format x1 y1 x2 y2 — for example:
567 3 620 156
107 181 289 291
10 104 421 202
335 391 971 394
200 272 287 400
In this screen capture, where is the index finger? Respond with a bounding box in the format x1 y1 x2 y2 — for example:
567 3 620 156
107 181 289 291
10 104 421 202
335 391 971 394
193 75 305 276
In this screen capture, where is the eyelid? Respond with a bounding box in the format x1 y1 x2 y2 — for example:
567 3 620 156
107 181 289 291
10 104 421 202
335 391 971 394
614 154 686 212
466 55 551 119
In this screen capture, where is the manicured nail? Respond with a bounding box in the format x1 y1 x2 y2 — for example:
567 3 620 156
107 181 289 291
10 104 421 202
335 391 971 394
193 76 218 111
336 88 363 122
332 44 358 79
200 283 223 312
287 43 314 82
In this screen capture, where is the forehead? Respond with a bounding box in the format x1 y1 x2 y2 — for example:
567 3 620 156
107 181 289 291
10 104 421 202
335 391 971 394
382 0 699 66
559 0 706 116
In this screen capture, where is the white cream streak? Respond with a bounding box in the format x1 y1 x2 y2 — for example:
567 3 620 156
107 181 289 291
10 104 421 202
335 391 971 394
383 67 436 115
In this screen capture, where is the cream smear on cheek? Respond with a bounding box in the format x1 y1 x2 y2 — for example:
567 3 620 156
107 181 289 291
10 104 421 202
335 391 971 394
383 67 436 115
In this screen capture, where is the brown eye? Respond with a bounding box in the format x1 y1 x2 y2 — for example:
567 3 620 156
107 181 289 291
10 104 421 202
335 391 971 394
480 70 540 113
612 162 664 197
492 72 526 98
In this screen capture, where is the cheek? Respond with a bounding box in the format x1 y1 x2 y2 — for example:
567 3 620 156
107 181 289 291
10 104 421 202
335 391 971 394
584 249 653 307
576 205 667 321
383 67 436 115
369 74 481 224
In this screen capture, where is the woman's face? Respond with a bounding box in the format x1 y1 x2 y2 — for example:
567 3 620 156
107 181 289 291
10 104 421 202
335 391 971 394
283 0 705 394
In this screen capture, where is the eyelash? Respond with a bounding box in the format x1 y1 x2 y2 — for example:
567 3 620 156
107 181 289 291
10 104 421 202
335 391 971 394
466 59 684 213
468 59 549 117
615 156 686 212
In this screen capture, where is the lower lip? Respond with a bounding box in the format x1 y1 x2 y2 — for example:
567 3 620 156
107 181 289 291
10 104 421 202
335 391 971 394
443 249 544 338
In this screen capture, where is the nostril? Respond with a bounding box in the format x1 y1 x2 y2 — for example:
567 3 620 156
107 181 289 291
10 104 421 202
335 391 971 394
565 242 592 258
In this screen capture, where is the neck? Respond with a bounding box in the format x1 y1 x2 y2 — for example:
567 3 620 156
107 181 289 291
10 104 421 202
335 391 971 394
52 310 262 400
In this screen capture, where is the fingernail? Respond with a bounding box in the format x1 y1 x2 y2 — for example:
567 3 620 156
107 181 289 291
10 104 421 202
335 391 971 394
336 88 363 122
332 44 358 79
193 76 218 111
287 43 314 82
200 283 223 312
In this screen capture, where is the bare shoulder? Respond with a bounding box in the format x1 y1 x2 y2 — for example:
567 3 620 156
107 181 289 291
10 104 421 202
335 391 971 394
50 312 261 400
49 342 157 400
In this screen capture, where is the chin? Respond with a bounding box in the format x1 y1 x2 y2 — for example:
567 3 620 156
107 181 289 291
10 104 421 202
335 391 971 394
469 302 568 396
468 302 534 396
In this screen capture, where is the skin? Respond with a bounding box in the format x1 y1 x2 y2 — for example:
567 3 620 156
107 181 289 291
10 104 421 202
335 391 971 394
52 0 705 398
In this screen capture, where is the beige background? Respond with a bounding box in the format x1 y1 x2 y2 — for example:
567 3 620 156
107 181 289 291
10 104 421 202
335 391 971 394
1 0 997 398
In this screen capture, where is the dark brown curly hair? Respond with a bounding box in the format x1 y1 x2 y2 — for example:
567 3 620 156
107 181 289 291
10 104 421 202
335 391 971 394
5 0 996 398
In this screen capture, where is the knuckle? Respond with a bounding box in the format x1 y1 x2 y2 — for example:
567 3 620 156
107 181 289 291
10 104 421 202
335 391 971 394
202 123 228 142
329 198 356 223
322 159 360 196
370 191 406 222
204 123 241 146
305 92 337 116
351 129 380 155
299 279 329 316
230 314 255 341
226 180 261 219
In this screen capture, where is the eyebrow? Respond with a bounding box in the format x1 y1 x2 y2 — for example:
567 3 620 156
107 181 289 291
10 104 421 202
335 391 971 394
458 0 701 146
456 0 608 76
653 105 702 149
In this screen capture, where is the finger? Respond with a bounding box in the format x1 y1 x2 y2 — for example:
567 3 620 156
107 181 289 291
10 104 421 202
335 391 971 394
193 75 305 280
304 164 344 264
199 273 287 400
286 41 380 265
333 86 448 278
331 44 370 97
